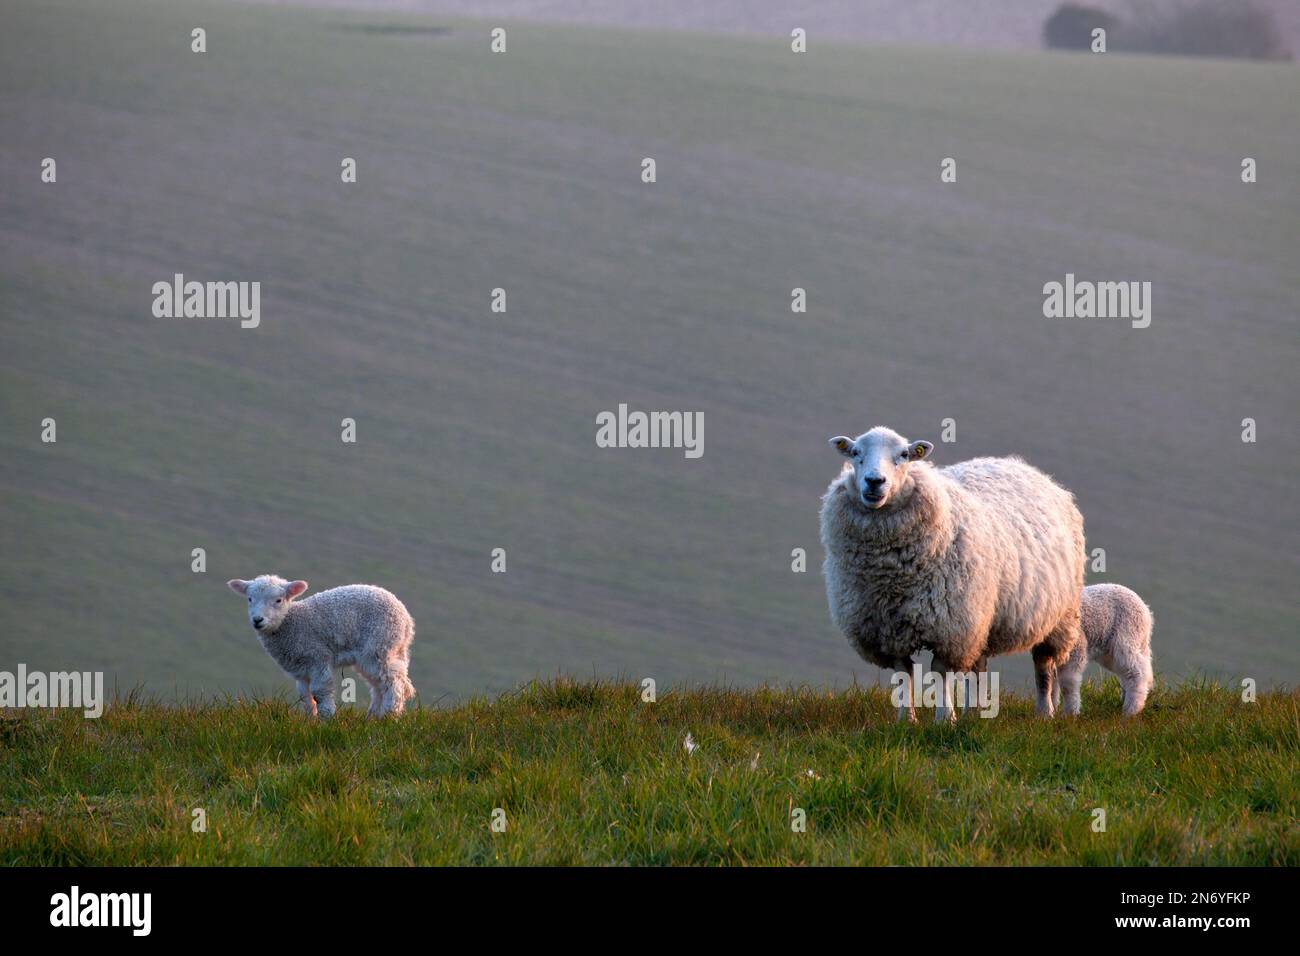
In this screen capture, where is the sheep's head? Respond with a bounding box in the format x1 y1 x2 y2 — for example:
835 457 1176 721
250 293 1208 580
829 426 933 511
227 574 309 633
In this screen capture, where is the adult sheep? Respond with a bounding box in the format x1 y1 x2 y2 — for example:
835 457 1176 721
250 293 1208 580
820 426 1085 721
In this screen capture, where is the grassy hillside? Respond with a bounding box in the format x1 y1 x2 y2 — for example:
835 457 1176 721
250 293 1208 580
1 680 1296 865
0 0 1297 702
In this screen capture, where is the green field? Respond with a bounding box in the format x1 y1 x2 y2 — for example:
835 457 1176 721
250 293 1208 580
2 681 1296 865
0 0 1297 702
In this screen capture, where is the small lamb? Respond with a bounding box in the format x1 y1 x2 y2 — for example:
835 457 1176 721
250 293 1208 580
1056 583 1154 717
227 574 416 718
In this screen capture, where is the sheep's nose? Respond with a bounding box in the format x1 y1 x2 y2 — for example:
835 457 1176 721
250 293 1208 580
253 617 264 627
864 476 887 491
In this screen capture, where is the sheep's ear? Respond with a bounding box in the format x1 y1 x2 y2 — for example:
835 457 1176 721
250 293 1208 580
285 580 309 600
908 440 934 460
227 579 250 596
829 436 856 457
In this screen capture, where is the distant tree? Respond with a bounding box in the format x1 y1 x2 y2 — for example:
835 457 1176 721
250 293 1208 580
1115 0 1291 61
1043 4 1120 50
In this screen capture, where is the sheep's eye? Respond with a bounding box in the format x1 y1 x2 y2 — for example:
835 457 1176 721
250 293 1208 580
248 597 252 603
275 598 282 605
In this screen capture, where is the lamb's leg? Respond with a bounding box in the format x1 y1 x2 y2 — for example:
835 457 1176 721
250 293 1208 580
378 660 414 717
308 666 337 719
349 665 381 717
1117 654 1153 717
296 678 316 717
1057 661 1082 716
350 655 383 718
1056 635 1085 716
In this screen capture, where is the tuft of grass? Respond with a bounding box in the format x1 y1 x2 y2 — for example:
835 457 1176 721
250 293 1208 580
1 679 1296 865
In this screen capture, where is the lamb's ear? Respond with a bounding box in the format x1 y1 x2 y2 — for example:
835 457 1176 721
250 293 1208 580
829 436 856 457
908 440 934 460
285 580 309 600
227 579 250 596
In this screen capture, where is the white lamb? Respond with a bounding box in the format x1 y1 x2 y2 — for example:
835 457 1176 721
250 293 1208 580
820 426 1086 721
1056 583 1154 716
227 575 416 718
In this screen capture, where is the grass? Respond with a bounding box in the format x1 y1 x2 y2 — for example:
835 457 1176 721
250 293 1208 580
2 679 1296 865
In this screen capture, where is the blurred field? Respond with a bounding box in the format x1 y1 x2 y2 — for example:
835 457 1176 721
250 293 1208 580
248 0 1300 56
0 0 1297 702
2 681 1296 865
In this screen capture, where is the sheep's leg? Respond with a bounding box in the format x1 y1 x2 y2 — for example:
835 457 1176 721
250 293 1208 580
893 658 917 723
957 656 986 717
1036 615 1083 719
308 666 337 719
937 674 956 724
972 656 989 715
296 678 316 717
931 661 946 723
931 657 957 724
1031 647 1057 718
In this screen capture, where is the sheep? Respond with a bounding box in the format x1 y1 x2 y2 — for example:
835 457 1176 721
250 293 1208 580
1055 583 1154 716
820 426 1085 722
227 575 416 718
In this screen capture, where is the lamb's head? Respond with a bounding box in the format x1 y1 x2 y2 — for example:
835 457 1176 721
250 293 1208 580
227 574 309 633
829 426 933 511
